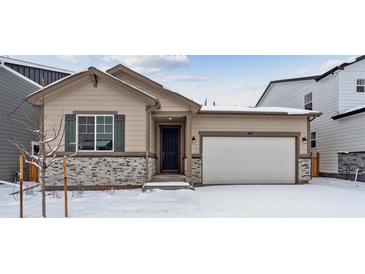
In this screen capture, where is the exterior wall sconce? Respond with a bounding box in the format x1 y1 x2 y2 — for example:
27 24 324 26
302 137 307 144
192 136 196 144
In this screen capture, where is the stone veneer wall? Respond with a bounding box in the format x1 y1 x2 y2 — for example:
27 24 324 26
46 157 149 186
298 158 311 183
148 157 157 181
191 158 202 184
338 152 365 176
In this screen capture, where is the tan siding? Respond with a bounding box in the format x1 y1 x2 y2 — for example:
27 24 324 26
150 116 156 154
192 115 308 155
44 81 146 152
113 72 189 111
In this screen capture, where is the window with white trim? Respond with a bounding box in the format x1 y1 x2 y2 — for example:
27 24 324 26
310 132 316 148
357 79 365 93
77 115 114 151
304 92 313 110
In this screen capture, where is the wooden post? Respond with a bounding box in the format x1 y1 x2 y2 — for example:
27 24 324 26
185 113 193 185
63 156 68 217
19 154 24 218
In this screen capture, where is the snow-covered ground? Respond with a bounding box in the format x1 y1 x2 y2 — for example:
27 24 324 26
1 177 365 217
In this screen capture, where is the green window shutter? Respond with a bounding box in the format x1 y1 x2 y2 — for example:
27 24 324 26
114 114 125 152
64 114 76 152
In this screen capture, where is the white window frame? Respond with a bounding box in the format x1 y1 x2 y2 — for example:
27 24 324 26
76 114 114 152
356 79 365 93
310 132 316 148
304 92 313 110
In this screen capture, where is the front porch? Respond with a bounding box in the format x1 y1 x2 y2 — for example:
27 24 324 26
150 173 187 182
148 111 194 184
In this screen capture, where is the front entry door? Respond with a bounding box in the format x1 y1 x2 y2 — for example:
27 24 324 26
161 127 179 172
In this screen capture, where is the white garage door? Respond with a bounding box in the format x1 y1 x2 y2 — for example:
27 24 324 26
202 137 296 184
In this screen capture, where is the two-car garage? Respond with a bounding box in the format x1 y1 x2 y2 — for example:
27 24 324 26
202 135 297 185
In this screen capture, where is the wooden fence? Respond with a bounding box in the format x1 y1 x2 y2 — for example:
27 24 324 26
311 152 320 177
29 159 39 182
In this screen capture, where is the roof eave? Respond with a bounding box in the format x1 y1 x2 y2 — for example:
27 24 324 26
88 67 159 106
332 108 365 120
256 76 318 107
198 110 321 117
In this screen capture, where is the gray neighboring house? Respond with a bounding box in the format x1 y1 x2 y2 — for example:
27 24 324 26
0 56 72 182
256 55 365 181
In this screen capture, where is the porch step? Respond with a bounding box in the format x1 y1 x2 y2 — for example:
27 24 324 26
151 174 187 182
142 182 194 191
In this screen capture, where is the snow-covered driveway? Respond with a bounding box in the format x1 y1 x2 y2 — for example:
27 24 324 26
1 177 365 217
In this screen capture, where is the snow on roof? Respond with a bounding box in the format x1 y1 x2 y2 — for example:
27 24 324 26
200 105 320 115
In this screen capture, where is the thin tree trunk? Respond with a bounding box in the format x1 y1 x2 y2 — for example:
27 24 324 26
41 168 46 217
41 93 46 218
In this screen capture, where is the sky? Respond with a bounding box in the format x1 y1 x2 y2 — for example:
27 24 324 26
11 55 357 106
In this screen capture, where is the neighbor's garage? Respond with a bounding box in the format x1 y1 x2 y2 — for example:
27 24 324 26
202 136 296 184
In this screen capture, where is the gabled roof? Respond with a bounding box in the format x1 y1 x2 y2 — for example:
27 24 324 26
256 75 318 107
0 63 43 88
315 55 365 81
107 64 163 89
107 64 201 111
256 55 365 107
26 67 160 107
0 55 73 74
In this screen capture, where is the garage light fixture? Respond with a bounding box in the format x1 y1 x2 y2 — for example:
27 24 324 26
168 117 173 121
192 136 196 144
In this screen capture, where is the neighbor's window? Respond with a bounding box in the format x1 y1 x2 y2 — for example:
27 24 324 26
77 115 113 151
311 132 316 148
304 92 313 110
357 79 365 93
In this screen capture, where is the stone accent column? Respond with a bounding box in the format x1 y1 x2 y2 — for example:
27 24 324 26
192 158 202 184
298 158 311 183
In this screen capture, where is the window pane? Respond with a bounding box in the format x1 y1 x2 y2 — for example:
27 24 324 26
105 116 113 124
311 140 316 148
78 134 95 150
97 116 104 124
96 134 113 150
357 86 365 93
87 116 95 124
105 125 113 133
305 102 312 110
78 124 86 133
87 125 94 133
97 125 104 133
357 79 365 85
78 116 86 124
311 132 316 139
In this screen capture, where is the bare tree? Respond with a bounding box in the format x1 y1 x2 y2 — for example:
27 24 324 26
9 94 70 217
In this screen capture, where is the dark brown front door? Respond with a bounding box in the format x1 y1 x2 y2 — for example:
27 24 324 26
161 127 179 172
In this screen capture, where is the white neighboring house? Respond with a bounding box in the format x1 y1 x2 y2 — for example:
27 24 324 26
256 55 365 181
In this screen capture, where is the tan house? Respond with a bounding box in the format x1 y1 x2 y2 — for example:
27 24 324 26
26 64 320 187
